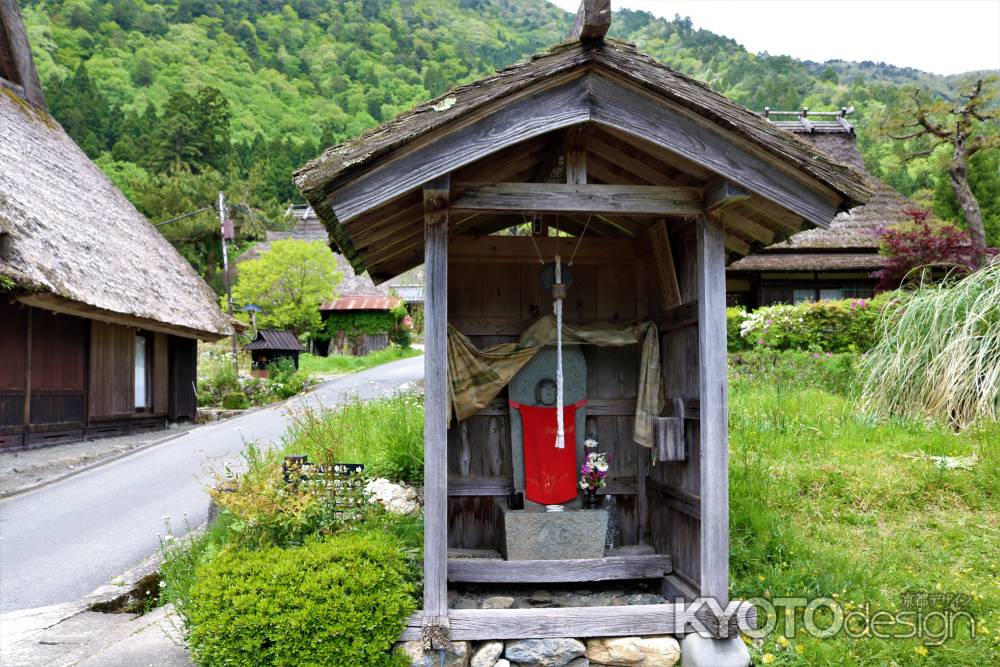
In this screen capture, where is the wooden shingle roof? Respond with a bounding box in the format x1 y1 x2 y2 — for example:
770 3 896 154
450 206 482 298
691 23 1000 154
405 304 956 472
245 329 304 352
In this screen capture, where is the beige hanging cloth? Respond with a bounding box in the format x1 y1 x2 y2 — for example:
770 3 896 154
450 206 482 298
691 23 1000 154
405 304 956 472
447 315 663 448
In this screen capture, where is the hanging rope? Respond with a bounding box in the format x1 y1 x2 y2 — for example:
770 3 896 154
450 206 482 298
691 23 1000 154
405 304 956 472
554 253 565 450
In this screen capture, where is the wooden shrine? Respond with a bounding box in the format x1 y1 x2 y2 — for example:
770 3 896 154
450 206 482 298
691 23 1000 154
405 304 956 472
295 0 869 647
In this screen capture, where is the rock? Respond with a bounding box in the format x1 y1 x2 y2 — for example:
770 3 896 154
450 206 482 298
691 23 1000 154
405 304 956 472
471 641 504 667
634 637 681 666
586 637 644 665
505 638 585 667
454 597 479 610
565 658 590 667
365 478 421 514
586 636 679 666
394 641 423 667
680 635 749 667
394 640 471 667
495 661 511 667
482 596 515 610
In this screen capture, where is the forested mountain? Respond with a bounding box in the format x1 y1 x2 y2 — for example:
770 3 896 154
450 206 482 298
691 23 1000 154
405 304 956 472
18 0 998 289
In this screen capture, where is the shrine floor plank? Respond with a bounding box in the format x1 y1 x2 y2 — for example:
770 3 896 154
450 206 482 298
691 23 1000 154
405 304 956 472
447 553 672 583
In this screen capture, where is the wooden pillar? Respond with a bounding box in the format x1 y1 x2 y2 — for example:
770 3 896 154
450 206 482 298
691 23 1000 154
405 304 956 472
422 175 450 648
696 215 729 604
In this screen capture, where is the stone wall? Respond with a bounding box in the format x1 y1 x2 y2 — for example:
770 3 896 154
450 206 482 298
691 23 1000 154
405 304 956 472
396 635 681 667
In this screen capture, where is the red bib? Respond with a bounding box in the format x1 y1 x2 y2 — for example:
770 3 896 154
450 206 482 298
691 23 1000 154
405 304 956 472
509 399 587 505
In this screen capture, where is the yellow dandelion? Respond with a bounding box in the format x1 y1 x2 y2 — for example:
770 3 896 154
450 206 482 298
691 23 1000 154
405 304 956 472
762 653 776 664
795 644 805 654
777 635 790 648
759 575 766 581
915 645 929 657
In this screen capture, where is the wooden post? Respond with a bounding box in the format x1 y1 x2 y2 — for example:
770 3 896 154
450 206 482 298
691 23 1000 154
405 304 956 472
423 175 450 648
696 215 729 604
565 127 588 186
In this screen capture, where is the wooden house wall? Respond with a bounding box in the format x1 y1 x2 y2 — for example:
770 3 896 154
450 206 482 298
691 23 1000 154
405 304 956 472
88 321 134 419
446 236 650 550
168 335 198 421
153 332 169 414
648 223 703 594
0 301 27 443
29 309 86 432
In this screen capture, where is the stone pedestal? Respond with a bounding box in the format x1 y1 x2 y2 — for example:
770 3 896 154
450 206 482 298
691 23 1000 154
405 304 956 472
501 506 608 560
680 635 750 667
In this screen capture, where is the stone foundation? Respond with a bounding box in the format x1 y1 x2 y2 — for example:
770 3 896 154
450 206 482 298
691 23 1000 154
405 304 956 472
396 635 682 667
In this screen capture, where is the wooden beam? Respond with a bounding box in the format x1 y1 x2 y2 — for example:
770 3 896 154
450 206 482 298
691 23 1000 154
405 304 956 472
329 76 592 223
400 603 749 641
565 126 588 185
449 235 637 264
658 300 698 332
451 183 702 217
23 307 32 433
648 220 682 310
724 233 751 256
704 179 751 214
719 209 776 245
589 73 840 227
570 0 612 40
447 477 514 496
422 175 450 647
696 215 730 604
589 134 686 185
448 555 673 584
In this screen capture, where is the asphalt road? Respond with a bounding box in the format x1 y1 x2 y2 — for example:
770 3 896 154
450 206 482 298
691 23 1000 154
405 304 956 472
0 355 423 614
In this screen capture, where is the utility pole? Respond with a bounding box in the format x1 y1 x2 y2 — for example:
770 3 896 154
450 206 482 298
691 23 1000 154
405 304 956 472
218 191 238 372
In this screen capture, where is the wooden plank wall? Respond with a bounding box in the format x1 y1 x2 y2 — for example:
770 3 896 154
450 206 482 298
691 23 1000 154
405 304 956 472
88 321 134 419
0 301 27 440
648 222 704 594
446 236 649 550
153 332 169 415
168 335 198 421
29 309 86 428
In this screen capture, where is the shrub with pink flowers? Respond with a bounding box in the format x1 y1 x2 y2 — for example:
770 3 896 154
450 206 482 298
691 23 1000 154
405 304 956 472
732 293 897 353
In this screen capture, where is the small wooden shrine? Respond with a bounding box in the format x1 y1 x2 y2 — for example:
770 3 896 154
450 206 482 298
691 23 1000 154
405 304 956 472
295 0 869 647
245 329 304 377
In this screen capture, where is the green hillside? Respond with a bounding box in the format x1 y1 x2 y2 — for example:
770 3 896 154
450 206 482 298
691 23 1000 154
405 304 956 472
18 0 998 288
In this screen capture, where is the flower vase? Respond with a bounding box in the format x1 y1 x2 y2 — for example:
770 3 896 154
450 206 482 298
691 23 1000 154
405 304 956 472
582 488 600 509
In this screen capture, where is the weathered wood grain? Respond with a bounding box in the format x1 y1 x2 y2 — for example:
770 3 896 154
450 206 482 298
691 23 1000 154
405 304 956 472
448 554 673 583
649 220 682 310
569 0 612 40
399 602 747 641
330 76 592 223
697 215 729 603
704 179 751 213
423 176 450 638
451 183 702 217
589 72 839 226
447 477 514 496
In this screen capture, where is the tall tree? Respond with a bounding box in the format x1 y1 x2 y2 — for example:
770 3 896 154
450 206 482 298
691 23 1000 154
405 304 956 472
230 239 342 335
887 77 999 263
148 87 233 173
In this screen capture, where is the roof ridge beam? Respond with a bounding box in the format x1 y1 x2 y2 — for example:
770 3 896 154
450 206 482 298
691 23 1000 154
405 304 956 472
570 0 612 41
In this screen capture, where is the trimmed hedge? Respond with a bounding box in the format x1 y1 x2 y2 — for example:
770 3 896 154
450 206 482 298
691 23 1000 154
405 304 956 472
728 294 896 353
185 532 416 667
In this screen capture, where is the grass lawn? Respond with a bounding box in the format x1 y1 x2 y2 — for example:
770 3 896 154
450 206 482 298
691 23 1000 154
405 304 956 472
728 352 999 665
299 346 422 376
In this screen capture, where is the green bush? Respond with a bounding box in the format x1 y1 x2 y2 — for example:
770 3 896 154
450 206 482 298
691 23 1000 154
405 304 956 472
221 392 250 410
185 532 417 667
266 358 308 399
726 306 750 352
731 293 896 353
729 349 859 395
196 390 214 408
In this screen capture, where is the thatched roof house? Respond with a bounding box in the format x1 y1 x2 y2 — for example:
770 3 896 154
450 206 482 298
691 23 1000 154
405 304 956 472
728 108 914 306
0 1 228 447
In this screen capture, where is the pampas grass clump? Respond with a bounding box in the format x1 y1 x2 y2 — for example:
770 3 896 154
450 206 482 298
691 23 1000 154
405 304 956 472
860 261 1000 428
